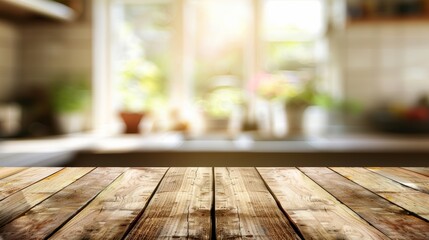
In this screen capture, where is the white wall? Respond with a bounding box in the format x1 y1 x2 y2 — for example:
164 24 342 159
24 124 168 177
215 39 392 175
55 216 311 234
343 22 429 108
0 20 19 102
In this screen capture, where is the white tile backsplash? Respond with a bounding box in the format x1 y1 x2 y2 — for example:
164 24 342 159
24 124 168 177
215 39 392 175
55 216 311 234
344 23 429 108
346 48 377 71
379 48 401 69
377 71 403 99
19 23 92 88
0 48 17 68
403 48 429 66
0 19 93 99
0 20 19 102
345 72 379 107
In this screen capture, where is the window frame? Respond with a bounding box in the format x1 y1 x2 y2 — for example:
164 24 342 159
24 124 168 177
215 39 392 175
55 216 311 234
92 0 338 133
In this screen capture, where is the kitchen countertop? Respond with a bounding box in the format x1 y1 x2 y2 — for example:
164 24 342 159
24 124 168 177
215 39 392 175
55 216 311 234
4 132 429 152
1 132 429 166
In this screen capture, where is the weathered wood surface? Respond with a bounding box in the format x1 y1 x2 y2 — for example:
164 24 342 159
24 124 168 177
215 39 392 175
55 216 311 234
0 167 62 200
0 167 25 180
333 167 429 221
0 167 428 239
0 168 126 240
258 167 389 239
301 167 429 240
49 168 168 240
403 167 429 177
0 168 92 228
126 168 212 239
215 167 301 240
368 167 429 194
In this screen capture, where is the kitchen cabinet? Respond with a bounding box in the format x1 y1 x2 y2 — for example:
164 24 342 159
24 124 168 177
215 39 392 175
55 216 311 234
347 0 429 25
0 0 76 22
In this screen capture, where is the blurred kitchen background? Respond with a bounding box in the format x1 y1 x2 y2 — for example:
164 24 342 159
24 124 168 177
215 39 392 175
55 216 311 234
2 0 429 140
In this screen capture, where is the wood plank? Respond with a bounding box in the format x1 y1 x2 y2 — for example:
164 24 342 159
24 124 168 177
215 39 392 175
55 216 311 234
0 168 126 240
215 167 301 240
258 167 389 239
333 167 429 221
403 167 429 177
0 168 93 228
125 168 212 239
0 167 62 200
368 167 429 194
0 167 25 180
49 168 168 240
301 168 429 240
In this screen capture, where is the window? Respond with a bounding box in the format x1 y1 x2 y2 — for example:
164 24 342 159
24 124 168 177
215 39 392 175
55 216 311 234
95 0 328 133
263 0 325 73
111 0 172 112
186 0 251 98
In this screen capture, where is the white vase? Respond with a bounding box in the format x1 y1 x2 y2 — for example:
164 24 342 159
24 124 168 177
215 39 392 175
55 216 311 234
285 104 308 138
57 113 85 134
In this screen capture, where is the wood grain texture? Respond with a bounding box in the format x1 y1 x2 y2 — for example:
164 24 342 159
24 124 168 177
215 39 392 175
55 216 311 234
0 167 427 239
301 167 429 240
403 167 429 177
368 167 429 194
0 168 92 228
49 168 168 240
125 168 213 239
333 167 429 221
0 167 62 200
0 167 25 180
215 167 301 240
258 167 389 240
0 168 126 240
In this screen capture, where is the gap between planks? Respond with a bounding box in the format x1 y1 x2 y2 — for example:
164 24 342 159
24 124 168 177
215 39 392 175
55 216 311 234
49 168 168 240
300 167 429 240
125 168 212 239
0 168 94 228
0 168 427 239
257 167 389 239
0 168 127 240
215 167 301 239
331 167 429 221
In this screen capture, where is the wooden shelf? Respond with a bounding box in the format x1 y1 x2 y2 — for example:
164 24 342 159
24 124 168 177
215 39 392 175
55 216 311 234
0 0 75 22
347 16 429 26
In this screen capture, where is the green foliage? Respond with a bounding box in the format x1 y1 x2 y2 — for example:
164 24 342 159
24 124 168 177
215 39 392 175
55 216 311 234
266 41 315 71
256 73 362 114
286 80 318 107
313 94 363 115
287 83 363 114
257 74 299 101
118 59 165 112
50 74 91 114
202 87 243 118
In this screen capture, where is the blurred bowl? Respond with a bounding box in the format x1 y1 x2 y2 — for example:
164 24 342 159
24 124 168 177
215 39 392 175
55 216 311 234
370 110 429 134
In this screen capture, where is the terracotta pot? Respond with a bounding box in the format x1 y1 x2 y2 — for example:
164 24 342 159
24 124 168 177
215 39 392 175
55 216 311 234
119 112 144 134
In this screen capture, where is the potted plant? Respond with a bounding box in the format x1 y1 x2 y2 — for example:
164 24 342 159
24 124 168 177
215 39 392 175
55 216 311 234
118 59 163 134
313 93 363 133
199 75 244 135
50 74 91 134
257 73 322 137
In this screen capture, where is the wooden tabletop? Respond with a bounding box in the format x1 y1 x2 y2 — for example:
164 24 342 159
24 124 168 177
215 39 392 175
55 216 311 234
0 167 428 239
